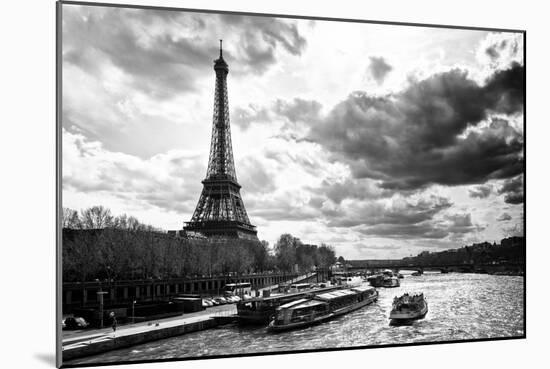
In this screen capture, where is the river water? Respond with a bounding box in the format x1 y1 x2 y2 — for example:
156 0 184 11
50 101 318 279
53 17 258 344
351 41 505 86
68 273 524 365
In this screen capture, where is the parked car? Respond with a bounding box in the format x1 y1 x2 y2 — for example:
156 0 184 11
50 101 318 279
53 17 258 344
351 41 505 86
213 296 227 305
63 317 89 330
226 296 238 303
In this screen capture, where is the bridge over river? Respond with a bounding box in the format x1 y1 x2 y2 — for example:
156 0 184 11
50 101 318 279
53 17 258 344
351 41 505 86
347 260 523 274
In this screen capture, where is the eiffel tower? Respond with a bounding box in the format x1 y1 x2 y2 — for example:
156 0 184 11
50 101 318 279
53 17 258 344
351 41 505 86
184 41 258 240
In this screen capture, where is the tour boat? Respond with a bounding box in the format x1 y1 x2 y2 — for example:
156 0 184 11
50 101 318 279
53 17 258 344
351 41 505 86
237 285 342 325
267 285 378 332
338 276 363 287
367 274 400 288
389 293 428 322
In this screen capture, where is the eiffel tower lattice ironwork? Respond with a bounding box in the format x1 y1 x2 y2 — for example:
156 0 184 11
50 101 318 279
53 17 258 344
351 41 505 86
184 41 258 240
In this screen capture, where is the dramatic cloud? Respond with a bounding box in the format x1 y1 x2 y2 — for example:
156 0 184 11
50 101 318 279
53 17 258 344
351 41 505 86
354 210 481 240
62 5 309 158
310 178 393 205
63 6 307 98
232 104 271 130
353 243 402 252
221 14 307 74
232 98 321 130
248 192 319 222
477 32 524 71
368 56 393 84
236 156 277 194
444 213 480 234
502 216 524 237
63 130 204 215
64 7 211 99
357 223 449 239
327 195 452 228
274 98 323 124
497 212 512 221
309 63 524 190
234 138 347 223
498 175 524 204
469 184 493 199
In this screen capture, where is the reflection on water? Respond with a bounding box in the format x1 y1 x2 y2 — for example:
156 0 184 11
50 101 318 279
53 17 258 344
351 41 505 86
69 273 524 364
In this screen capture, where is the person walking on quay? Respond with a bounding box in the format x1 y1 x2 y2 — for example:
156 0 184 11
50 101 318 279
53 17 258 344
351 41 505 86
110 312 117 338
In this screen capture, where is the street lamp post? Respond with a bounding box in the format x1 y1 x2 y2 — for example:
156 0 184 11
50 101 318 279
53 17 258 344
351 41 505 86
97 290 108 329
95 279 108 329
132 300 136 324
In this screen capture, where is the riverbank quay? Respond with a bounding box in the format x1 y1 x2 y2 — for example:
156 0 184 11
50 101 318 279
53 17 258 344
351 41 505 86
62 271 330 314
62 304 237 362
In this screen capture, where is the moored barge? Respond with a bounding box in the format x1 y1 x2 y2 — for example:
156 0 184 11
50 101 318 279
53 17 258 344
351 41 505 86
237 285 342 325
267 285 378 332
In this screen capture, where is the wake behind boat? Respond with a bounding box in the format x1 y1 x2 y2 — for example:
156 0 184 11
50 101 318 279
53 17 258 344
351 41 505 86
268 285 378 332
389 293 428 324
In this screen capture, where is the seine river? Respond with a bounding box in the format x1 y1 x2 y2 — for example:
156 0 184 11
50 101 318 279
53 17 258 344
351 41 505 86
69 273 524 365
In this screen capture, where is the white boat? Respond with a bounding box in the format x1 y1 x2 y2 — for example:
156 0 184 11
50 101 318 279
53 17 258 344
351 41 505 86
368 274 400 288
389 293 428 321
333 274 364 287
342 276 364 287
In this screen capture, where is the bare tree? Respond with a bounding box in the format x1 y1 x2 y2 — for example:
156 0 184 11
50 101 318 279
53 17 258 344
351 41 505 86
113 214 129 229
317 243 336 269
80 205 113 229
275 234 299 272
62 207 81 229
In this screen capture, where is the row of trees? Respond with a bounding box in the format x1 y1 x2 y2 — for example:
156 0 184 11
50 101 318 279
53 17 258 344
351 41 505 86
274 234 336 273
62 207 337 282
62 206 161 231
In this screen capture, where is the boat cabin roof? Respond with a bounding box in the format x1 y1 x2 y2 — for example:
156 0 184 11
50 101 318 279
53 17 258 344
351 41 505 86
290 283 311 287
245 290 307 303
290 299 327 309
245 286 341 303
278 298 309 309
351 285 375 293
315 289 357 301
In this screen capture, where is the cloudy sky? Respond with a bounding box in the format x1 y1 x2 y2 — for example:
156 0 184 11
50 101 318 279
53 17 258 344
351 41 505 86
61 4 524 259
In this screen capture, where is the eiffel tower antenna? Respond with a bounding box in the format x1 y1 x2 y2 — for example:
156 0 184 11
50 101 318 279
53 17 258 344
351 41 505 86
184 42 258 240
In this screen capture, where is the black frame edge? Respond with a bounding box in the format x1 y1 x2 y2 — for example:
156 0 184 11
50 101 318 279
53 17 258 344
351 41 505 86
56 1 64 367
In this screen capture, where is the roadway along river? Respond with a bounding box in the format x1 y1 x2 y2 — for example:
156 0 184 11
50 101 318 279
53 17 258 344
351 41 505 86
68 273 524 365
